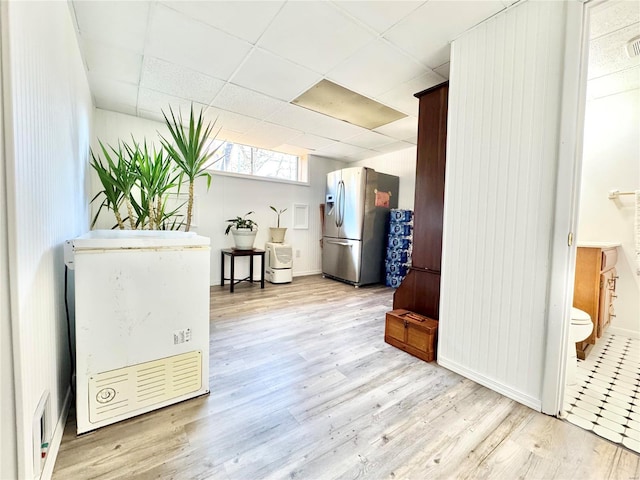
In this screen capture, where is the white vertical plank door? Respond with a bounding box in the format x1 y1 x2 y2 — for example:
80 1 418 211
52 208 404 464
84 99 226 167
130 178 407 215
439 0 571 410
2 2 93 478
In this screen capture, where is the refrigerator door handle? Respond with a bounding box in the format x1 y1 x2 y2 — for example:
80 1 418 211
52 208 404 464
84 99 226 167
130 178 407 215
338 180 345 227
326 240 352 247
335 181 341 228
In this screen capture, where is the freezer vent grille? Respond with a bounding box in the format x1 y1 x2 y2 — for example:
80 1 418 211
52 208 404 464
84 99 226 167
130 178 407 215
88 351 202 423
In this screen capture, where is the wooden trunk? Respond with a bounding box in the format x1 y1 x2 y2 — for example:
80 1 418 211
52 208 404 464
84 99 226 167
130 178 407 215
393 82 448 320
385 309 438 362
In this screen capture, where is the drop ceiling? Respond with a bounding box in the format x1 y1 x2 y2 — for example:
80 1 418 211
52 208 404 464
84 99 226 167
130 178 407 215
588 0 640 99
71 0 515 162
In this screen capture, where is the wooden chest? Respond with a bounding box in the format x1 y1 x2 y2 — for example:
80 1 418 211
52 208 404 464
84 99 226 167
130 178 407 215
385 309 438 362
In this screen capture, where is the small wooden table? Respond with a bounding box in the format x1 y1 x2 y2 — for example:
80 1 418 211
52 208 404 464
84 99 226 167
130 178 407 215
220 248 265 293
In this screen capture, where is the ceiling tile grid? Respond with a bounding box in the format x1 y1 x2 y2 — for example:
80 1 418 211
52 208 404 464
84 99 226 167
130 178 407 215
326 39 430 99
211 83 287 120
140 56 226 105
161 1 285 45
72 1 150 54
257 1 375 74
81 39 143 87
71 0 509 161
229 47 322 101
145 4 252 81
332 1 425 35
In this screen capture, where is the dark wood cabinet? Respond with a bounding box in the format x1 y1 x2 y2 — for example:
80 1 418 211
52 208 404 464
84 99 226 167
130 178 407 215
393 82 448 320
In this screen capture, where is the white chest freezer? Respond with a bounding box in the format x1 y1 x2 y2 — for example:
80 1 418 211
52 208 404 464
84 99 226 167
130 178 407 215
67 230 211 434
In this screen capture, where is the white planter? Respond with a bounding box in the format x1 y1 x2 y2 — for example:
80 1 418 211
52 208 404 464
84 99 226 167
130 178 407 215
231 228 257 250
269 227 287 243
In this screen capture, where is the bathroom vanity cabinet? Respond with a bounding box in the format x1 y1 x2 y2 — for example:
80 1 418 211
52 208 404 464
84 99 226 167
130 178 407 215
573 245 618 359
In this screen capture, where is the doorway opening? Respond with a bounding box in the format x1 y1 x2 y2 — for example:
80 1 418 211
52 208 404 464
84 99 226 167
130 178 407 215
561 0 640 454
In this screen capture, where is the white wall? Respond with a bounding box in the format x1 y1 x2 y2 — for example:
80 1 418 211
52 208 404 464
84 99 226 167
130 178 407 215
2 2 93 478
578 89 640 337
351 146 417 210
439 0 568 410
92 109 346 285
0 4 17 477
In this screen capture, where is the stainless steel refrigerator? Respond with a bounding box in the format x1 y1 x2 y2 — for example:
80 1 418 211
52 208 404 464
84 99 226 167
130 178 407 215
322 167 399 286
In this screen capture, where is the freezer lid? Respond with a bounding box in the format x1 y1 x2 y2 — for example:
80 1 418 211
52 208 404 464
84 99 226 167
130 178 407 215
71 229 211 250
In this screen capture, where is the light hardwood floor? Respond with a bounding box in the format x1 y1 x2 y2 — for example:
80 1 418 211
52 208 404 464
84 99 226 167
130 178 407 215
53 275 640 479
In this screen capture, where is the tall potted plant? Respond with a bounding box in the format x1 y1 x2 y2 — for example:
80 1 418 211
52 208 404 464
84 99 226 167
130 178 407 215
160 105 220 232
269 206 287 243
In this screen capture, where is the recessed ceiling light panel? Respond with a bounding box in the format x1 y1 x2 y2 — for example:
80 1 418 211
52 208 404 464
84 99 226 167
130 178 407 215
292 79 407 130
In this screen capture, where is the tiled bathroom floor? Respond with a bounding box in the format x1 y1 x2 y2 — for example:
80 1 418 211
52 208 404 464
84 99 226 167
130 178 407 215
564 332 640 453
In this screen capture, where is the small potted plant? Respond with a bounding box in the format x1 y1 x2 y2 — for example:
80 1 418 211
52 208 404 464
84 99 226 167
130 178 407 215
269 206 287 243
225 211 258 250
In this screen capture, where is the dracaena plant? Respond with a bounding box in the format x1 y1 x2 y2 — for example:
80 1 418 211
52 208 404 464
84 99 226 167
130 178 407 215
127 140 180 230
90 141 138 230
160 104 220 232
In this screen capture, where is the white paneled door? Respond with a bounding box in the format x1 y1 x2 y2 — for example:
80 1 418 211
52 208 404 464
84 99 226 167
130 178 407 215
439 0 581 411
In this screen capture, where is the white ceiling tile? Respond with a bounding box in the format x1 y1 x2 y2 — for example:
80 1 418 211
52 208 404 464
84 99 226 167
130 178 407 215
334 1 425 34
259 2 375 74
372 140 414 154
89 73 138 108
140 56 226 105
327 39 427 98
272 143 310 157
587 66 640 99
161 1 284 44
341 131 396 149
404 133 418 145
138 108 166 124
287 133 335 151
212 83 286 120
268 103 368 141
373 116 418 140
72 1 150 54
231 48 322 101
590 0 640 39
239 121 303 150
137 88 208 119
433 62 451 79
269 104 367 140
212 128 247 145
376 70 445 116
146 4 252 81
344 149 381 162
315 142 369 158
81 39 142 85
384 1 505 67
203 108 260 135
588 23 640 80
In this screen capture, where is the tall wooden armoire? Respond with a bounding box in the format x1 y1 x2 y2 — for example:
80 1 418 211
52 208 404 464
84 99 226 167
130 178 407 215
392 82 448 319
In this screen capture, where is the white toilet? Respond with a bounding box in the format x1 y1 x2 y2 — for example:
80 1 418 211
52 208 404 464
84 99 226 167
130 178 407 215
566 307 594 386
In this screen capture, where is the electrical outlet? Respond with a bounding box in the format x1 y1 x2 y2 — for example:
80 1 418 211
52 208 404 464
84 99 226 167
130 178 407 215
296 250 301 258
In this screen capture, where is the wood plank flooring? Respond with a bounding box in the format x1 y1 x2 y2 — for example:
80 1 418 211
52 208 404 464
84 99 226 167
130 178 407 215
52 275 640 479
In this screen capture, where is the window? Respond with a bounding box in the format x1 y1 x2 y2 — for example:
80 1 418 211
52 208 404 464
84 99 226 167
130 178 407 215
207 140 306 183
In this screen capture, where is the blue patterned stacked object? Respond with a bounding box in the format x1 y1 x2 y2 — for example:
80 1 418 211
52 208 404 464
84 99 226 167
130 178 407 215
385 209 413 288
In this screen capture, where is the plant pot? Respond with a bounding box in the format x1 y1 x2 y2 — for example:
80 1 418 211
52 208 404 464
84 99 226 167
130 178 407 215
269 227 287 243
231 228 257 250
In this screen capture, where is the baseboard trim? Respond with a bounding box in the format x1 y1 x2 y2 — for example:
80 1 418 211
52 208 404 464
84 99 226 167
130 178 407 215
607 326 640 340
40 387 71 480
438 356 542 412
292 270 321 277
